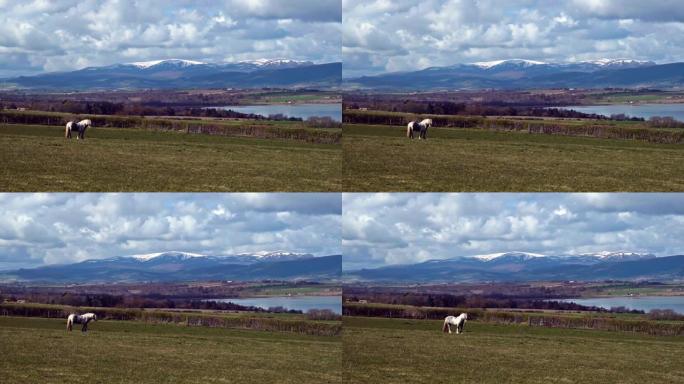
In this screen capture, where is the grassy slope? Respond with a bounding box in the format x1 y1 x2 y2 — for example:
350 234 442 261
0 316 341 384
0 124 341 191
343 316 684 384
343 124 684 191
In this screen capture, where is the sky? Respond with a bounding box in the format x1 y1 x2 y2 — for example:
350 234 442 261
0 193 341 270
343 0 684 76
343 193 684 270
0 0 341 77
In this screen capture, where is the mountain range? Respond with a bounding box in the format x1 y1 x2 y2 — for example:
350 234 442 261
0 251 341 283
344 59 684 90
0 59 341 90
346 251 684 283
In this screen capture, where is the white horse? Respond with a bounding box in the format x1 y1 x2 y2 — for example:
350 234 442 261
65 119 92 140
406 118 432 139
67 313 97 332
442 313 468 334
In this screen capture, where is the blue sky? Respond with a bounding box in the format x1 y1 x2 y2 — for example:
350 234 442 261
343 0 684 76
0 0 341 77
343 193 684 269
0 193 341 270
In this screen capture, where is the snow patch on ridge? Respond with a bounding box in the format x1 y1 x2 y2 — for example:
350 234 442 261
128 59 207 68
471 251 547 261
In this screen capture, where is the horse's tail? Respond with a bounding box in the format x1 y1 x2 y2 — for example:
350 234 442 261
66 315 73 331
442 319 448 333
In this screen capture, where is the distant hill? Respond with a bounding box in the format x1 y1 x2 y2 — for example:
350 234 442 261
0 59 341 90
0 251 341 283
343 59 684 90
345 251 684 282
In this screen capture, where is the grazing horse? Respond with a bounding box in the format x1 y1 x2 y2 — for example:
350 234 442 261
406 118 432 139
65 121 75 139
67 313 97 332
442 313 468 334
65 119 92 140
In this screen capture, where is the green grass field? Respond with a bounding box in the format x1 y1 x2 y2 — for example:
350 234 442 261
0 316 341 384
343 124 684 191
343 316 684 384
0 124 341 191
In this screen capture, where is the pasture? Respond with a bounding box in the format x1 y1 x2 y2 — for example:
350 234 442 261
0 316 341 384
0 123 341 191
343 316 684 384
343 123 684 191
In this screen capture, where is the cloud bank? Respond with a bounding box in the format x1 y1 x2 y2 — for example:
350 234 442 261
343 193 684 269
0 0 341 77
0 193 341 270
343 0 684 76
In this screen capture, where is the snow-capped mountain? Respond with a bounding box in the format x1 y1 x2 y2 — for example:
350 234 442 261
580 58 655 68
346 58 672 89
240 58 314 69
0 251 341 283
472 59 547 69
127 59 208 69
127 250 315 263
579 251 656 261
471 251 546 261
346 251 684 283
1 59 341 89
130 251 207 261
123 58 312 71
240 251 315 261
469 250 655 262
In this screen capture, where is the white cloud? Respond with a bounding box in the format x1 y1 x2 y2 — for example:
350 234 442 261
343 193 684 269
0 193 341 269
0 0 341 76
343 0 684 76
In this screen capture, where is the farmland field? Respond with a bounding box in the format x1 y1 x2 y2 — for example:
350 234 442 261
343 316 684 384
0 316 341 384
343 123 684 191
0 123 341 191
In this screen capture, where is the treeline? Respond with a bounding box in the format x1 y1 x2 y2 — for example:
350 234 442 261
0 303 341 336
344 303 684 336
648 116 684 128
345 101 644 121
343 89 596 108
12 292 302 314
0 88 327 107
648 309 684 321
306 309 342 321
343 282 588 299
0 100 302 121
343 110 684 144
0 281 332 300
343 293 642 313
0 110 341 144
